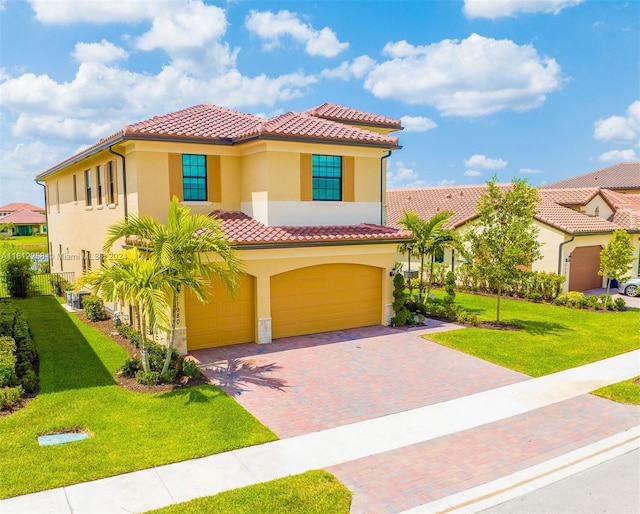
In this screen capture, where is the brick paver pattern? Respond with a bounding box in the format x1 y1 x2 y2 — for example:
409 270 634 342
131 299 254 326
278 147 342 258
190 325 528 437
326 394 639 513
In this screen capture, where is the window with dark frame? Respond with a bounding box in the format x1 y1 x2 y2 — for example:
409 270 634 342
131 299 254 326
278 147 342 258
107 161 116 205
182 154 207 201
312 155 342 201
84 169 92 206
73 174 78 202
96 166 103 205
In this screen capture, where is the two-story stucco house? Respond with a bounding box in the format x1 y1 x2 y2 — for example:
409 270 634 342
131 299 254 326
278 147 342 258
36 103 411 353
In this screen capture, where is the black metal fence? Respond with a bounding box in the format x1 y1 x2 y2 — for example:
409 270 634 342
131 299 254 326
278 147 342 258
0 272 75 299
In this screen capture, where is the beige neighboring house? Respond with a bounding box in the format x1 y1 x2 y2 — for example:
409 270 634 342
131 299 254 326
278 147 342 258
386 162 640 292
36 102 410 353
0 203 47 236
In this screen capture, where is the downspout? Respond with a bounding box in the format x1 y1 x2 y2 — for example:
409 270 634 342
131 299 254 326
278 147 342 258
557 235 575 274
108 146 128 220
34 179 51 272
380 151 391 225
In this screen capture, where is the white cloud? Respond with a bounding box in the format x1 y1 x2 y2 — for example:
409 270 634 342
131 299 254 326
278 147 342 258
364 34 565 117
463 0 584 19
73 40 128 64
387 161 427 188
519 167 544 174
598 149 638 163
321 55 375 80
28 0 162 24
400 116 437 133
593 101 640 144
135 2 227 53
245 10 348 57
464 169 482 177
438 179 456 186
463 154 507 169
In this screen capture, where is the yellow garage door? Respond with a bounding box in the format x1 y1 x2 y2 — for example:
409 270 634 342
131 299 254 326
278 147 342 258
185 274 255 350
271 264 382 339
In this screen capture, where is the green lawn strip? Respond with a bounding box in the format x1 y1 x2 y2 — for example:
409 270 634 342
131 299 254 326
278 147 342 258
145 470 352 514
0 235 48 254
0 297 277 499
426 291 640 377
592 376 640 405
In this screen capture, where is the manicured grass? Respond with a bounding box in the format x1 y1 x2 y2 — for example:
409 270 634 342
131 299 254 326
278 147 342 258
0 235 48 254
592 376 640 405
146 470 352 514
0 297 277 499
426 291 640 377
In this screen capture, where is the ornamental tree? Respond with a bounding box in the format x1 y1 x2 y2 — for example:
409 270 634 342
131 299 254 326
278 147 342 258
598 229 635 299
464 176 541 322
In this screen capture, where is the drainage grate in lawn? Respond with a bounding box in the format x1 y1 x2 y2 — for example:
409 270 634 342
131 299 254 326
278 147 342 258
38 432 90 446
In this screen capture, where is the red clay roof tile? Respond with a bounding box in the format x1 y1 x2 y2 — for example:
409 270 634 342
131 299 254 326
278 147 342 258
542 162 640 190
211 210 411 246
0 208 46 225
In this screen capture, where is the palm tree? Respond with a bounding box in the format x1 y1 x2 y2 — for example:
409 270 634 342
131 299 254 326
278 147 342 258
397 211 421 298
399 210 454 302
424 226 460 299
81 249 169 372
103 197 242 377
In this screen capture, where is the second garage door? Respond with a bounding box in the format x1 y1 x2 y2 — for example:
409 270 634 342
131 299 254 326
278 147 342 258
568 245 602 291
271 263 382 339
185 274 255 350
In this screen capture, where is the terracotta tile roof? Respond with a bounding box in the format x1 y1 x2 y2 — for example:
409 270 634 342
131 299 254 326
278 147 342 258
0 208 46 225
0 202 44 213
542 162 640 190
386 184 625 235
305 102 403 130
534 200 620 234
539 188 600 206
211 211 412 246
600 190 640 231
38 104 400 179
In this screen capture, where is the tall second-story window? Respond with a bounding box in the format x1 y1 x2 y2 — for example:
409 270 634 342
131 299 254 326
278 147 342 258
96 166 103 206
312 155 342 201
106 161 116 205
84 169 92 207
73 174 78 202
182 154 207 201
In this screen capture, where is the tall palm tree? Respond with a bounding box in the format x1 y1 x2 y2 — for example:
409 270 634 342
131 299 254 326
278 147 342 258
103 197 242 377
81 249 169 372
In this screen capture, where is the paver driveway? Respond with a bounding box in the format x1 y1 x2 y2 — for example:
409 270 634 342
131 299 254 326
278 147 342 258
189 321 528 438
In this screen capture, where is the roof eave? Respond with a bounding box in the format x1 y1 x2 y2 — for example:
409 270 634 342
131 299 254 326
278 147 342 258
231 236 413 250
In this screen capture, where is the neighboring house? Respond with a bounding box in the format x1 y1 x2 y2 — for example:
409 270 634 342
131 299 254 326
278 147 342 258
0 206 47 236
0 202 45 217
36 103 410 353
387 168 640 292
543 162 640 193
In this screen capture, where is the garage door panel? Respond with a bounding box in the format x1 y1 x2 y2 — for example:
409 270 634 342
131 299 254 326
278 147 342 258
271 264 381 339
185 274 255 350
568 246 602 292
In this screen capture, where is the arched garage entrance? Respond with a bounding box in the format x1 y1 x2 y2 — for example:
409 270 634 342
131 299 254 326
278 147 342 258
184 274 255 350
271 263 382 339
568 246 602 291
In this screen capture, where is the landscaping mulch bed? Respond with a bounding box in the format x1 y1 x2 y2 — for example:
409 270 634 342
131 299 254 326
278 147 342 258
75 312 209 394
478 321 522 331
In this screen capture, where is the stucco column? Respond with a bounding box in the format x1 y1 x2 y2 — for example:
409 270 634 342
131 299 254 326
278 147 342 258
255 273 272 344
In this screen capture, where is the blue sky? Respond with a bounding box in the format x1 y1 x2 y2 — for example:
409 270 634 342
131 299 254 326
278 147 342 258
1 0 638 208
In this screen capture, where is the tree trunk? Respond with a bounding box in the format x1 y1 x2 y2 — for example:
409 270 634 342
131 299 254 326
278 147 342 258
419 253 425 302
496 286 502 323
407 253 413 298
426 256 434 300
137 303 149 373
161 290 179 377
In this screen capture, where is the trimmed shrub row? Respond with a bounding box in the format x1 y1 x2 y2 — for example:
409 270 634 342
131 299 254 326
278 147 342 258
0 300 39 410
554 292 626 311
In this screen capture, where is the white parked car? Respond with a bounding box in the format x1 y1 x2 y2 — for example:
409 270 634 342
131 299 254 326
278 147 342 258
618 277 640 297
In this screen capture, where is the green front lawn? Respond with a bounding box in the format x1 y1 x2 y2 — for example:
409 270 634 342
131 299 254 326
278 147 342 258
146 470 352 514
427 291 640 377
592 376 640 404
0 297 277 499
0 235 48 254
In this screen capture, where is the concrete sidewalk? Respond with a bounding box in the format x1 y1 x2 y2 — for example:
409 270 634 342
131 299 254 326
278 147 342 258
2 349 638 514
